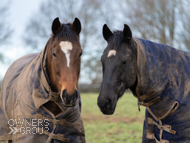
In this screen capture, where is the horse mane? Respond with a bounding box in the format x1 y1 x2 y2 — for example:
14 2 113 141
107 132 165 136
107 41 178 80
53 23 79 43
107 30 124 50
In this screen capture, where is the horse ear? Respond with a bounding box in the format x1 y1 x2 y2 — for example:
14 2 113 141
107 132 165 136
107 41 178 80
103 24 113 41
52 17 62 35
71 18 81 35
123 24 132 42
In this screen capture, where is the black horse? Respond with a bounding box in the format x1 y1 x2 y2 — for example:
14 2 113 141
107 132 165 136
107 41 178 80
98 24 190 143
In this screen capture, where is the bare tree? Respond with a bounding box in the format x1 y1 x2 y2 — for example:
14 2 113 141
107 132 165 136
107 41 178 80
22 0 121 85
23 0 105 84
0 0 13 61
23 0 79 50
119 0 177 47
177 0 190 50
23 0 102 50
79 0 119 84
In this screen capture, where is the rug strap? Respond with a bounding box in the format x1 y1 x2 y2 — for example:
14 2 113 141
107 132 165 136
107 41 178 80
146 132 169 143
147 117 176 134
37 127 70 143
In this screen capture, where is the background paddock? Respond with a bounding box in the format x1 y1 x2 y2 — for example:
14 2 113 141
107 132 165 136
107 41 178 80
0 92 145 143
81 92 145 143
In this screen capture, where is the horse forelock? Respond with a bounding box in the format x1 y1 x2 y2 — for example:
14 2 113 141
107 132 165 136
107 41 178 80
104 31 123 58
107 31 123 50
54 23 80 45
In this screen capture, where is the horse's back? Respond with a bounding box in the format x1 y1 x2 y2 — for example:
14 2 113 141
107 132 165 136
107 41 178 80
0 53 38 141
0 53 38 108
135 38 190 142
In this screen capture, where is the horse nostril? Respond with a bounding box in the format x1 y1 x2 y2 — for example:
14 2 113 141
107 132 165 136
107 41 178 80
61 89 66 100
61 89 78 106
72 90 78 102
98 97 112 108
106 99 111 109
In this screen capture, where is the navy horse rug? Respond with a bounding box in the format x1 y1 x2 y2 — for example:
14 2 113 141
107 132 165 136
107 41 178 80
135 38 190 143
0 17 85 143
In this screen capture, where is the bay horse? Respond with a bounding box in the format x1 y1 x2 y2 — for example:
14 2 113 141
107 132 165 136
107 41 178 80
0 18 85 143
98 24 190 143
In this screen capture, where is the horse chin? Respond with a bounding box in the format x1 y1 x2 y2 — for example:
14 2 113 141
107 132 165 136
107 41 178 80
100 106 116 115
62 101 76 107
102 109 115 115
99 102 117 115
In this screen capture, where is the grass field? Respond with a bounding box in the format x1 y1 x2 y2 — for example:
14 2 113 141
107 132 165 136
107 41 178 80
81 92 145 143
0 92 145 143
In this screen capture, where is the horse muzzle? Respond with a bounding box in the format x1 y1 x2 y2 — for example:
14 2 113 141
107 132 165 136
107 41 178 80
97 96 116 115
61 89 78 107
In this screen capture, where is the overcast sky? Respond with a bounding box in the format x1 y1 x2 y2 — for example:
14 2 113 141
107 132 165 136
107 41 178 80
1 0 43 78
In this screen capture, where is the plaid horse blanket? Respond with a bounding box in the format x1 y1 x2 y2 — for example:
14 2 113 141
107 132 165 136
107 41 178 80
0 44 85 143
134 38 190 143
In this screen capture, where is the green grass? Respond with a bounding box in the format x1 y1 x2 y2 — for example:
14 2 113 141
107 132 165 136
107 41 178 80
81 92 145 143
0 92 145 143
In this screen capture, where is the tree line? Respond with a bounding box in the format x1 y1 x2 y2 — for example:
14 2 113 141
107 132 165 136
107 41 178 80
1 0 190 87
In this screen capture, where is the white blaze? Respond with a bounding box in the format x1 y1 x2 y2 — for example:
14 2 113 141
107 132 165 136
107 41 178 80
59 41 73 67
107 50 116 57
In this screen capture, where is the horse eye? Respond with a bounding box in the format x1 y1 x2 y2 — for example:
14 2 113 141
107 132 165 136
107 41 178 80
79 52 82 57
122 61 127 65
53 52 57 57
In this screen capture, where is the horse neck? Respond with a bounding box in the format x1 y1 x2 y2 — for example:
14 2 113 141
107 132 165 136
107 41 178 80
129 38 138 96
46 45 59 92
129 76 138 96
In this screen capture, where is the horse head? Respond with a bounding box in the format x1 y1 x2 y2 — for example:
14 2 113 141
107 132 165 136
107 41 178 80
98 24 137 114
46 17 82 107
